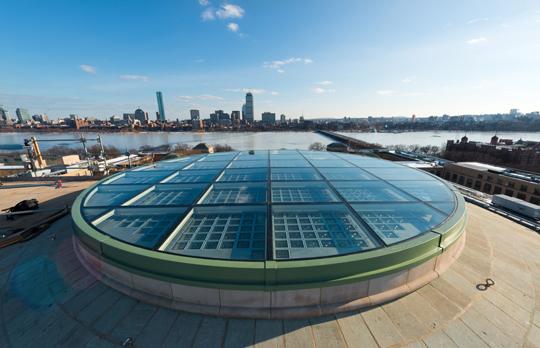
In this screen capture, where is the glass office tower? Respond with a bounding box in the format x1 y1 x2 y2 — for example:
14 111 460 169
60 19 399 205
156 91 166 122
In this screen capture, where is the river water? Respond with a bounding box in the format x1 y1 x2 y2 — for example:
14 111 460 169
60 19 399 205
1 130 540 151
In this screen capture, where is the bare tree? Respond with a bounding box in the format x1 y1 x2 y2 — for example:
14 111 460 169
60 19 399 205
309 142 326 151
213 144 235 152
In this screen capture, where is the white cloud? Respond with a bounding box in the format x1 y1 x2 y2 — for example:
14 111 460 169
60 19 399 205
468 18 489 24
247 89 265 94
201 4 245 34
120 74 149 82
178 95 224 101
262 57 314 73
316 80 333 85
80 64 96 74
225 88 266 94
216 4 245 19
313 87 335 94
400 92 425 97
467 37 487 44
227 22 239 32
401 76 415 83
270 91 279 96
376 90 425 97
201 8 215 21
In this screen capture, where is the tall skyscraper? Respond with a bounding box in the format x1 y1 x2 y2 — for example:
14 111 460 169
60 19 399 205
0 106 8 121
243 92 254 122
156 91 166 122
16 108 31 124
190 109 200 121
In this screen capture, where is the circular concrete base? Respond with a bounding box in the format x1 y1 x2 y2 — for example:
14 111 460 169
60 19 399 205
73 231 466 319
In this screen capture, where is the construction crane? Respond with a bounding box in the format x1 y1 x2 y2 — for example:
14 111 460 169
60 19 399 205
23 137 47 170
23 135 108 175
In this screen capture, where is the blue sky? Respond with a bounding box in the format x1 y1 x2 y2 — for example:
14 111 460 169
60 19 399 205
1 0 539 119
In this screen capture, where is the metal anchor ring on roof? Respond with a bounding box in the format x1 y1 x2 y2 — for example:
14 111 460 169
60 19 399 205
476 278 495 291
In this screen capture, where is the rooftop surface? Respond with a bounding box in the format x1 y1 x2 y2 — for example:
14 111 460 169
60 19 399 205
1 197 539 347
0 181 94 237
451 162 540 185
451 162 508 173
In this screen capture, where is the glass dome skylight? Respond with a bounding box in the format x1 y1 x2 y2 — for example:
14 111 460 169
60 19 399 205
80 150 457 261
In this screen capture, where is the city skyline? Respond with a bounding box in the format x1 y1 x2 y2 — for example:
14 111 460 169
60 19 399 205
1 0 539 119
1 92 537 125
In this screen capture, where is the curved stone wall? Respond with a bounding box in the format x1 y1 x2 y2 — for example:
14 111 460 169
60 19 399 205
73 230 465 319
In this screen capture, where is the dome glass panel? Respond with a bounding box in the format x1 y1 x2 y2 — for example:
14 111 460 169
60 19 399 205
84 184 148 207
125 184 207 206
271 182 339 203
271 167 322 181
161 205 267 260
79 150 458 260
331 181 413 202
104 170 174 185
163 169 220 183
218 168 268 182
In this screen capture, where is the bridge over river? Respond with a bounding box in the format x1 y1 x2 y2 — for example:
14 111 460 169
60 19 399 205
316 130 382 149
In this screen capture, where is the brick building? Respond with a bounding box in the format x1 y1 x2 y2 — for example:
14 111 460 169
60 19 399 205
442 162 540 205
445 135 540 172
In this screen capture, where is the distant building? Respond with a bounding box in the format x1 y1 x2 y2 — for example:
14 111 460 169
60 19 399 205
441 162 540 205
16 108 31 124
190 109 200 121
0 106 9 122
212 110 230 126
123 113 134 124
32 114 48 123
280 114 286 124
216 110 229 121
243 92 254 122
261 112 276 124
156 91 166 122
510 109 520 116
110 115 129 126
192 119 204 131
134 108 148 124
445 135 540 172
66 114 89 129
231 111 240 121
